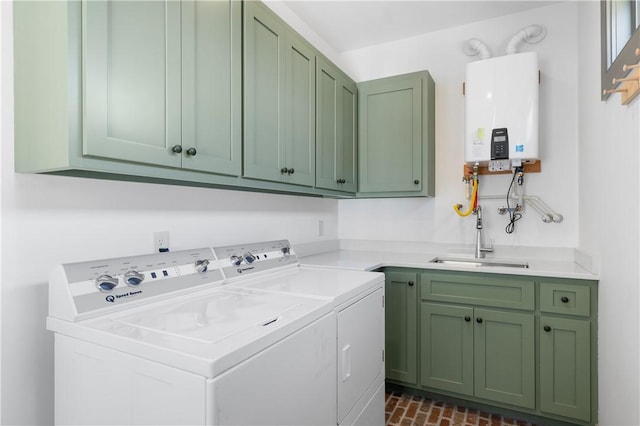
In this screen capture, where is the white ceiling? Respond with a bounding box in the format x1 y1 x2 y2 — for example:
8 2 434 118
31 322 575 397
281 1 560 53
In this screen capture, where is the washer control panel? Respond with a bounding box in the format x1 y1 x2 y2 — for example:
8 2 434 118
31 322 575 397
213 240 298 280
50 248 223 319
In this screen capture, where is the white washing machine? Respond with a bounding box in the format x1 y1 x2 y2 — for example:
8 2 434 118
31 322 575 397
47 240 384 425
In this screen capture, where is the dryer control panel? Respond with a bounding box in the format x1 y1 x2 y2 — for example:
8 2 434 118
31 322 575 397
214 240 299 281
49 248 223 320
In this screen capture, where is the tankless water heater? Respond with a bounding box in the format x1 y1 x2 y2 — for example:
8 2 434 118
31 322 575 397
465 52 539 165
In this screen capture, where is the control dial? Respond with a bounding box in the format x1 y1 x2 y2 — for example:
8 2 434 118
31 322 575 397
230 255 243 266
195 259 210 273
281 246 291 257
96 274 118 292
124 271 144 287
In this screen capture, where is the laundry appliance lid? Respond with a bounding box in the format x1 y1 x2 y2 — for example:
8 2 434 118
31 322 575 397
229 266 384 306
49 286 332 378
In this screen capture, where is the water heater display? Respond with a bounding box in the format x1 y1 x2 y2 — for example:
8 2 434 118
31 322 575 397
465 52 539 165
491 128 509 160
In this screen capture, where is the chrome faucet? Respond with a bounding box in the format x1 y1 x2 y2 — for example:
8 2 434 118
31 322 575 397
474 206 493 259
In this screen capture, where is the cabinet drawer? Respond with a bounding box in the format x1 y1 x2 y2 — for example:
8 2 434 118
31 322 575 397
540 282 591 317
421 272 535 310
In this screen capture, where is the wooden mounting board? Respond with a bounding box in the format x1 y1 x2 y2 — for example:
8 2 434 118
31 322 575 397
463 161 541 176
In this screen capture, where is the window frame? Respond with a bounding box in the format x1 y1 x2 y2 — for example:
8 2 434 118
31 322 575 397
601 0 640 100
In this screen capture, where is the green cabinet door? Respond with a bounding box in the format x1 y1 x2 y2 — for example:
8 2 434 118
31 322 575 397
316 57 357 192
83 0 240 174
284 33 315 186
83 0 182 167
540 316 591 422
181 0 241 175
420 302 474 395
243 0 286 182
384 270 418 384
474 308 535 409
357 71 435 197
244 1 315 186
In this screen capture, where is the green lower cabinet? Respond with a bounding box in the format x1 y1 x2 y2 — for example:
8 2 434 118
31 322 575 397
384 270 418 384
420 303 473 395
474 308 535 409
420 303 535 409
385 270 598 425
539 316 591 421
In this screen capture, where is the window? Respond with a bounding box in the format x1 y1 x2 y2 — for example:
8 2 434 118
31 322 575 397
601 0 640 99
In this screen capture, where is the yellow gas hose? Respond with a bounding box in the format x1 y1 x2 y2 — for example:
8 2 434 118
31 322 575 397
454 179 478 217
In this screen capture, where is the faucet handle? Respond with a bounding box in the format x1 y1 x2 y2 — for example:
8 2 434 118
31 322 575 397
481 239 494 253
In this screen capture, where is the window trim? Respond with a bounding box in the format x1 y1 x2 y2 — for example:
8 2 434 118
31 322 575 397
601 0 640 100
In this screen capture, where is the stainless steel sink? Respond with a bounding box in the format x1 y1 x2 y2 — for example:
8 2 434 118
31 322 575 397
429 257 529 269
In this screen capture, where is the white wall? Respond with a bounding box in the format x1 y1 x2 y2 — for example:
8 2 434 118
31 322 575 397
337 3 579 249
577 2 640 425
0 3 338 423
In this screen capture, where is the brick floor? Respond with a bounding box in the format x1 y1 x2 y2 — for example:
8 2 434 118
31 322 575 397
385 391 537 426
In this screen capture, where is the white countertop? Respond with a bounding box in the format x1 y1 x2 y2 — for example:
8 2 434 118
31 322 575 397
300 248 597 281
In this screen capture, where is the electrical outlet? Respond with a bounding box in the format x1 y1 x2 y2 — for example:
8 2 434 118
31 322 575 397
154 231 169 252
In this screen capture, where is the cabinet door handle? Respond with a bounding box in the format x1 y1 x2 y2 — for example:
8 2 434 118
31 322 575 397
288 168 295 175
281 167 289 174
464 316 471 322
544 325 552 332
561 296 569 303
476 317 483 324
186 147 197 156
171 145 183 153
408 281 414 287
413 179 420 185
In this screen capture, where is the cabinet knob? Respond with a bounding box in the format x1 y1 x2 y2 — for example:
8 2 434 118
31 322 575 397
281 167 289 174
337 179 346 184
171 145 183 153
476 318 483 324
288 168 295 175
413 179 420 185
408 281 414 287
544 325 552 332
464 316 471 322
561 296 569 303
186 147 197 156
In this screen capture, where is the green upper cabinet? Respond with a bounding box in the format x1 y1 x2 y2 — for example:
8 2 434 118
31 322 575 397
243 1 315 187
83 0 241 175
181 0 242 175
316 56 357 193
357 71 435 197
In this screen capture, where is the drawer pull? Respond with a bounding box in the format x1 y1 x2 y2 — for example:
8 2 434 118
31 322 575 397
408 281 414 287
561 296 569 303
476 317 483 324
544 325 552 332
464 316 471 322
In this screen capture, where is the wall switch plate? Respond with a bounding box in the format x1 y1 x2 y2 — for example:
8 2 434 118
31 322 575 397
154 231 169 252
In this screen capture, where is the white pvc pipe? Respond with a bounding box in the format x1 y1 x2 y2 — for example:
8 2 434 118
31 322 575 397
464 38 492 60
505 25 546 55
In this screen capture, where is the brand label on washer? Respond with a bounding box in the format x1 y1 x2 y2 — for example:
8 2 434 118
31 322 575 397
105 290 142 303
